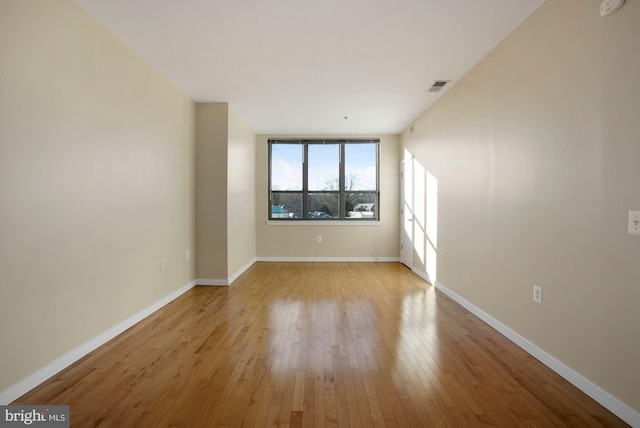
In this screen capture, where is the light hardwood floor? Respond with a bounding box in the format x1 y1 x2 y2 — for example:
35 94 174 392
16 262 628 427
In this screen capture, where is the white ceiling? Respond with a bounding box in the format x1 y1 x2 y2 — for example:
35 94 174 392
73 0 544 134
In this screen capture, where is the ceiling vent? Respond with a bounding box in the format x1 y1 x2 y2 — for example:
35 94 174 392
428 80 450 92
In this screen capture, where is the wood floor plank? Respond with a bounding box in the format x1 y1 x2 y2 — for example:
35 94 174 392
13 262 629 427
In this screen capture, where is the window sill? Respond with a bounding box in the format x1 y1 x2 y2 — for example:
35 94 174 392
267 220 380 226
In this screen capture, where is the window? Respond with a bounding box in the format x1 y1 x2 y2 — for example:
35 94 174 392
269 139 379 221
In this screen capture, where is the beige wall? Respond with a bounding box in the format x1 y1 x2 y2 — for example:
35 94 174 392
401 0 640 413
227 107 257 276
0 0 196 392
195 104 229 280
256 135 401 259
196 104 256 282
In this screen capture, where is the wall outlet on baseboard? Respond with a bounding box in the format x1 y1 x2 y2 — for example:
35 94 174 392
160 259 166 270
316 235 322 243
533 285 542 304
186 250 190 261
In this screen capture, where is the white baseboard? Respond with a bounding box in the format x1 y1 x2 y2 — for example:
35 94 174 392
433 280 640 427
197 258 258 286
255 257 401 262
0 279 198 405
228 258 257 284
410 266 432 284
197 279 229 286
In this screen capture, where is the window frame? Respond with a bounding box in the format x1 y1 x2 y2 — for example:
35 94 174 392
268 139 380 221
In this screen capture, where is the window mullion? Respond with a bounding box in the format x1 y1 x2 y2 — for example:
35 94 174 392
302 144 309 219
339 143 345 219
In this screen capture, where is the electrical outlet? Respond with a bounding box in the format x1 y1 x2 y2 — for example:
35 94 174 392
160 259 166 270
628 211 640 235
533 285 542 304
186 250 191 261
317 235 322 243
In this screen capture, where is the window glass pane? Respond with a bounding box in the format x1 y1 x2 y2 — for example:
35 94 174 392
308 144 339 191
271 144 302 191
308 193 339 218
344 143 377 191
346 193 377 219
271 192 302 219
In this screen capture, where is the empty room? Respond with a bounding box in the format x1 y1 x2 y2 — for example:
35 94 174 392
1 0 639 426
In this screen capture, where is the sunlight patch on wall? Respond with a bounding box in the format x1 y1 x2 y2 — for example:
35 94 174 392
426 171 439 281
401 150 440 283
414 162 426 267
